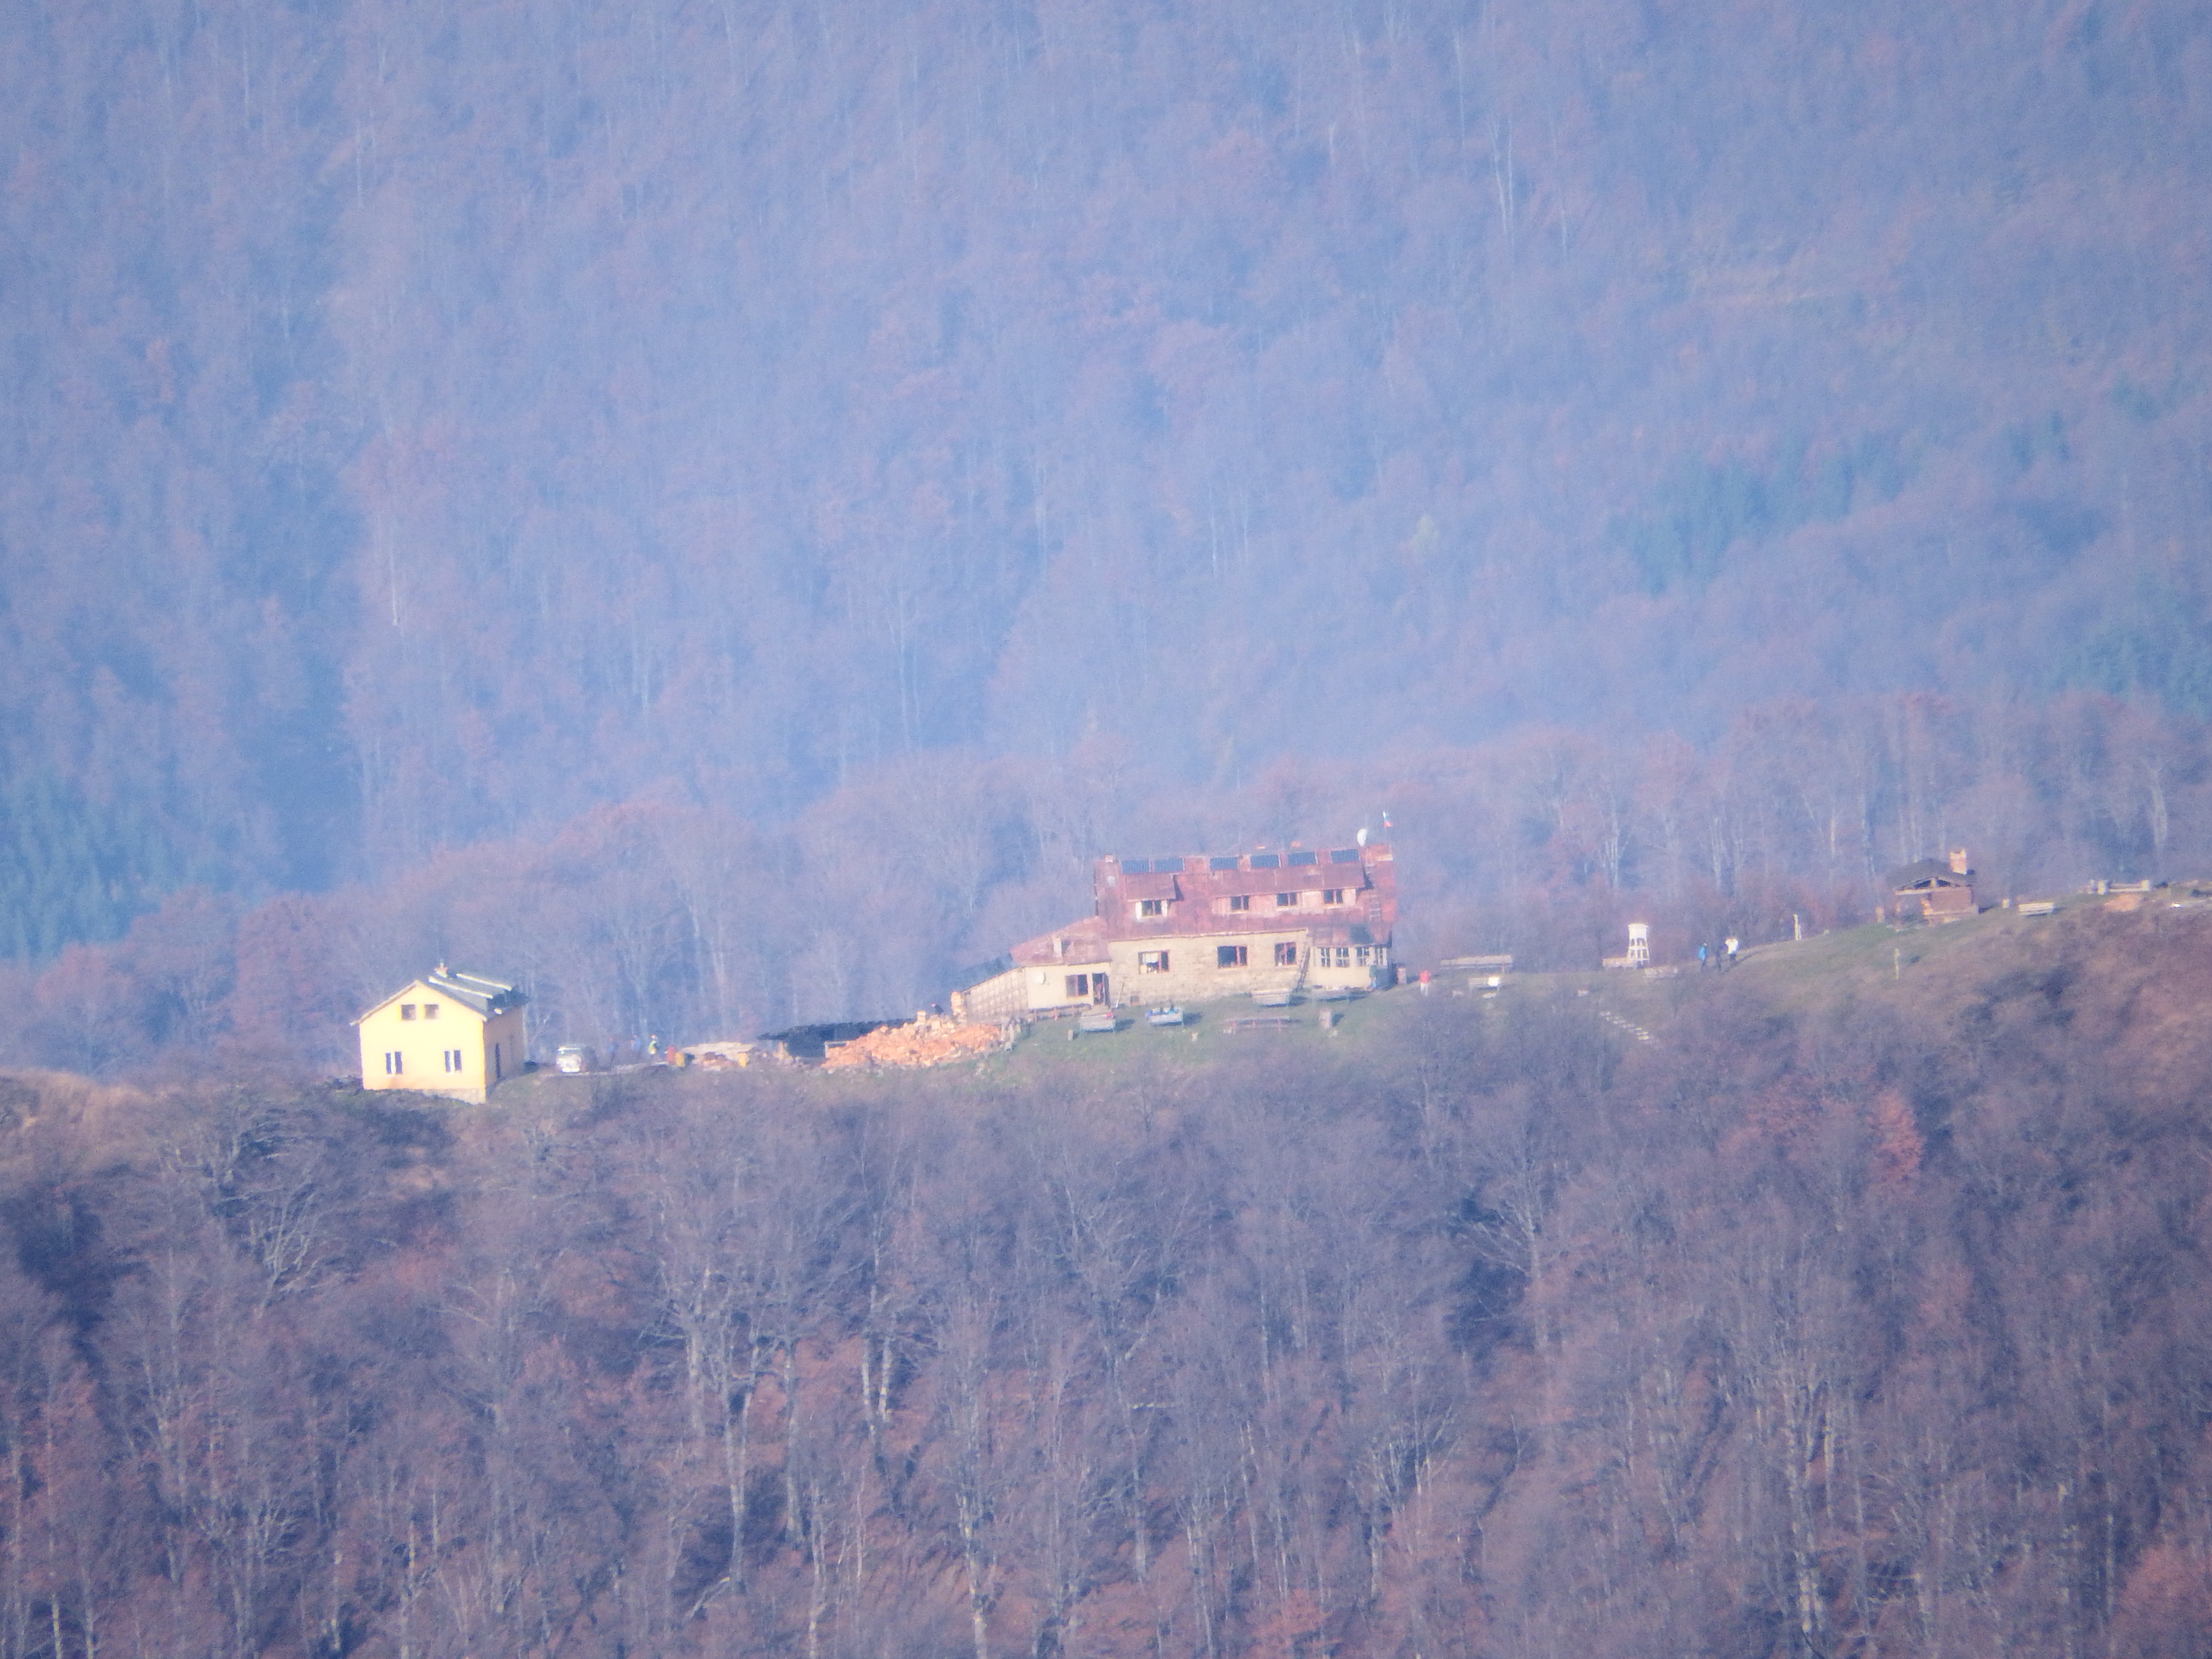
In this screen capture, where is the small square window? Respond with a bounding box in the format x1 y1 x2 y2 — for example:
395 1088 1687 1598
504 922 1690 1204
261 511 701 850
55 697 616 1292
1228 895 1250 912
423 1002 439 1019
1216 945 1248 968
1273 942 1298 967
1065 973 1091 998
400 1004 416 1021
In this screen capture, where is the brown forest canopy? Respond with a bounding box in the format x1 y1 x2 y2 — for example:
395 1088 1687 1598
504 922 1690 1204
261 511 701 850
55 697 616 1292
1 0 2209 1011
2 905 2211 1656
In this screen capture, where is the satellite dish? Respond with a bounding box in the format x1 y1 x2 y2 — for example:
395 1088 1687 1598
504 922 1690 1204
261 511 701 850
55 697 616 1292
1356 826 1369 846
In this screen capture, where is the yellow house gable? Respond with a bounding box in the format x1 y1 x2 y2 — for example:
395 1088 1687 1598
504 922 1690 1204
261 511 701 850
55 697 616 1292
356 967 528 1104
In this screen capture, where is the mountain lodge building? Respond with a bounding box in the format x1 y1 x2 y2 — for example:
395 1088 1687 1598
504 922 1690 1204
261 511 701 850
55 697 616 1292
957 844 1397 1019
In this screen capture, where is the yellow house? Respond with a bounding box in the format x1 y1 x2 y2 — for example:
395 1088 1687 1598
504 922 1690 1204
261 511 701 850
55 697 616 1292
356 967 529 1104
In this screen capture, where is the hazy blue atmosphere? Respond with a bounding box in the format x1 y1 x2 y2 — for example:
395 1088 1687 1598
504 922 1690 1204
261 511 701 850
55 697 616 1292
3 9 2212 1658
2 0 2208 1038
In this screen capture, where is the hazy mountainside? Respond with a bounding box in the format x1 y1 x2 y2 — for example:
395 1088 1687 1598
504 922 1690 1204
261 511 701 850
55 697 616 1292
0 689 2204 1069
0 904 2208 1656
1 0 2209 958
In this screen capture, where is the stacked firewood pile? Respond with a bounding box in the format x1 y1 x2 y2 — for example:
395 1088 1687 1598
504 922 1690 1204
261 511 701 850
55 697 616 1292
820 1012 1016 1069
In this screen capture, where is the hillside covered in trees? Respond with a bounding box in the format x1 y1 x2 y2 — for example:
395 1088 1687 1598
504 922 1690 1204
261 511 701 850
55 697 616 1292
0 902 2208 1656
7 7 2211 1656
1 0 2209 1052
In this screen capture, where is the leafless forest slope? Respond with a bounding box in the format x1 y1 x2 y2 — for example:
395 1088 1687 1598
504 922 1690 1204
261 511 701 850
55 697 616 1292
0 904 2209 1656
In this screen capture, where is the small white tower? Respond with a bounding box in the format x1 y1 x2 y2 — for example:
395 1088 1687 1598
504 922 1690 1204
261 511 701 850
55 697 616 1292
1626 922 1651 968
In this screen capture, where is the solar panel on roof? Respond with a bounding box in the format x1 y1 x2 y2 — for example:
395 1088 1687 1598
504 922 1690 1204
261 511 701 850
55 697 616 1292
1120 859 1149 873
1153 857 1185 872
1250 853 1281 869
1288 850 1318 866
1209 856 1240 871
1330 848 1361 863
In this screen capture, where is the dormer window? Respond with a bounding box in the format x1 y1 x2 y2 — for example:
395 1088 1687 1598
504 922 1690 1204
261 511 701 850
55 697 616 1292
1275 893 1296 908
1137 899 1166 918
1322 889 1345 905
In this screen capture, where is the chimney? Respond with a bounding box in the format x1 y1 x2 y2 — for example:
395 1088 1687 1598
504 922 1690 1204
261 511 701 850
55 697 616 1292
1949 848 1970 875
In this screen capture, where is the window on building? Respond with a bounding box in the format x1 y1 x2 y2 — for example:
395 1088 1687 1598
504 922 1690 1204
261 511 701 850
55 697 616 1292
384 1052 403 1076
1139 950 1170 974
1273 942 1298 967
1216 945 1248 968
400 1004 416 1021
423 1002 439 1019
1323 888 1345 905
1275 892 1296 908
443 1049 464 1073
1064 974 1091 998
1356 947 1371 965
1136 899 1166 918
1228 895 1250 912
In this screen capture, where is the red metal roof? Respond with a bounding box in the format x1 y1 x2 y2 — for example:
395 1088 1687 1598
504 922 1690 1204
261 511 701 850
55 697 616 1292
1090 846 1395 943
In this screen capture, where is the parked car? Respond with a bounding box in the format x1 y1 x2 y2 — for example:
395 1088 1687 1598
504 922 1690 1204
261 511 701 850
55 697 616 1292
554 1044 596 1074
